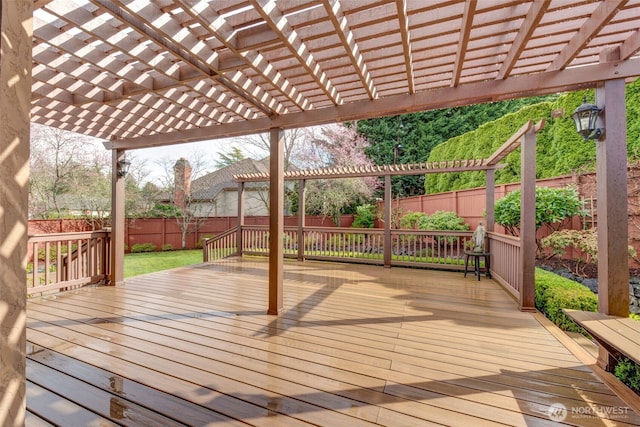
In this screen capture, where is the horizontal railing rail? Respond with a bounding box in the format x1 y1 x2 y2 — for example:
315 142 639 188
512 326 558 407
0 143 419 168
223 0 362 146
226 225 475 269
27 230 111 296
203 227 238 262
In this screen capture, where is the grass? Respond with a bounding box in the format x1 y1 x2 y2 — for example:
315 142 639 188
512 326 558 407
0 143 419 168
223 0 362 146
124 249 203 278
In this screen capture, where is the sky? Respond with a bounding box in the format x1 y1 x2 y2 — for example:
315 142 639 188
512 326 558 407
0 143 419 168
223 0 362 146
126 137 262 184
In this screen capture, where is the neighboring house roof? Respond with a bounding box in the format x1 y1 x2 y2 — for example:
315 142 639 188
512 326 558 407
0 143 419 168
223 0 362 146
190 158 271 201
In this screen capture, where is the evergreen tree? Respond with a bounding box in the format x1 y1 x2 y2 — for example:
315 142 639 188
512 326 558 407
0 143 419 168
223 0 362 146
356 95 558 196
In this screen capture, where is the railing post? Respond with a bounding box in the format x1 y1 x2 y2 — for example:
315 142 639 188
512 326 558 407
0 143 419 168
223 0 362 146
384 175 392 267
298 179 306 261
485 169 495 233
237 181 245 256
485 168 495 260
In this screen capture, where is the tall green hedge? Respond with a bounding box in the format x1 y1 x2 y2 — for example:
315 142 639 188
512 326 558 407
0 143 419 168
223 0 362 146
425 79 640 194
535 268 597 333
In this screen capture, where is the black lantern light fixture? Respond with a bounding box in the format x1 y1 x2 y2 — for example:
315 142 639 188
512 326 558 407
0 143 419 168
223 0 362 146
571 96 604 141
117 157 131 177
393 144 403 164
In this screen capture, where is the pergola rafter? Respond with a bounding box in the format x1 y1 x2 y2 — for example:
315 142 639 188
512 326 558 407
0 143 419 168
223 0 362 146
234 158 500 182
250 0 342 107
546 0 628 72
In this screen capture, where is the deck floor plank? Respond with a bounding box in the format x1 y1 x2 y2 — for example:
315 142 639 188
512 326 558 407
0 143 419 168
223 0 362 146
26 258 640 426
27 348 246 427
26 381 119 427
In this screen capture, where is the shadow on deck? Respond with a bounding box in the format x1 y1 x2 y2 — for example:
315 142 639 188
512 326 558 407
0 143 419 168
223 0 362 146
25 257 640 426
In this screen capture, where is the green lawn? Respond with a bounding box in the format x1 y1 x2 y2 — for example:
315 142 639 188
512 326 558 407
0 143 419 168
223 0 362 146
124 249 203 278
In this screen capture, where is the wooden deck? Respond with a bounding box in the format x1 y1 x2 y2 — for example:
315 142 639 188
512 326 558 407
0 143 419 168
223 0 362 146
25 258 640 426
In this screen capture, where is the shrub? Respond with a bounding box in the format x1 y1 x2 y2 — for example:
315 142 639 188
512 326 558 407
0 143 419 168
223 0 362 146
352 204 376 228
494 186 585 237
400 211 427 229
534 268 598 333
615 358 640 394
542 228 637 276
417 210 469 232
130 243 157 253
161 244 173 251
146 203 182 218
417 210 469 244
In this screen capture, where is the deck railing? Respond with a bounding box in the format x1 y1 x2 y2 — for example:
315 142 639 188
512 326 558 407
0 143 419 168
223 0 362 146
488 232 522 300
205 225 475 269
202 227 238 262
203 225 523 300
27 230 111 296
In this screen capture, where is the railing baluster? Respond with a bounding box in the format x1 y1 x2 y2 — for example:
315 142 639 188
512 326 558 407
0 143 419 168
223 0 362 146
26 230 111 295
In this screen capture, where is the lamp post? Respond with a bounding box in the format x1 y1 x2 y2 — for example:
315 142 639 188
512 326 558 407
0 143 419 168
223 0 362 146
571 96 604 141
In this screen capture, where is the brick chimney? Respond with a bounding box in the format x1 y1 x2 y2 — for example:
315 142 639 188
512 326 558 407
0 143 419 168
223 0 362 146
173 158 192 210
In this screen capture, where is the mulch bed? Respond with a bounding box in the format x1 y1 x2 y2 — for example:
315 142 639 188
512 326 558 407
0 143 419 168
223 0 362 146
537 257 640 280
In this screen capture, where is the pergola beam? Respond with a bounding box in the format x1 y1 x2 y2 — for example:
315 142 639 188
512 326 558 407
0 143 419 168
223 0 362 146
250 0 341 106
178 0 311 111
496 0 550 80
323 0 377 100
546 0 628 72
105 57 640 150
620 29 640 60
234 160 503 183
396 0 414 94
451 0 476 87
485 119 546 166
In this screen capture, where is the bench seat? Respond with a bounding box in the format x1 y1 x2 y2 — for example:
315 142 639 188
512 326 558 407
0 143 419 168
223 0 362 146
563 309 640 366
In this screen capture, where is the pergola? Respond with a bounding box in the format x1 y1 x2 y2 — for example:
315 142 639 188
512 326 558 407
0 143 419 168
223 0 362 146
2 0 640 423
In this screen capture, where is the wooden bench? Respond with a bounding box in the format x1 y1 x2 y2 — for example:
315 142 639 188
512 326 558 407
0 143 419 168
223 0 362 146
563 309 640 366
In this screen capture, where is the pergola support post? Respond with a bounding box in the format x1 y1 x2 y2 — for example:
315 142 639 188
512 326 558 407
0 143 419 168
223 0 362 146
110 149 127 286
0 1 32 424
384 175 392 267
596 75 629 370
485 169 495 232
297 179 306 261
237 181 244 255
268 128 284 315
519 128 536 311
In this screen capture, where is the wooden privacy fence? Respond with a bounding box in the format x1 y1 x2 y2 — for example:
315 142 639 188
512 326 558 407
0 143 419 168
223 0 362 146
27 230 111 296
